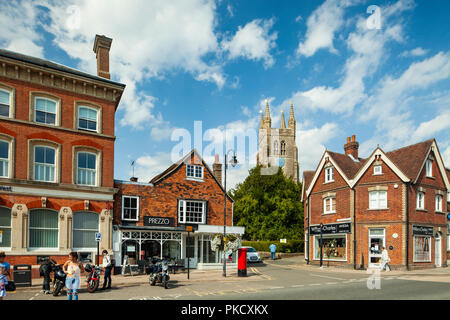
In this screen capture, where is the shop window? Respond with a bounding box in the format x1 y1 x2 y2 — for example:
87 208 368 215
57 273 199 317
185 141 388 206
435 195 443 212
122 196 139 221
77 152 97 186
29 209 58 248
413 236 431 262
186 164 203 180
369 191 387 209
163 241 181 260
72 211 99 249
178 200 206 224
314 235 346 260
325 167 334 183
0 207 11 248
416 192 425 210
323 197 336 214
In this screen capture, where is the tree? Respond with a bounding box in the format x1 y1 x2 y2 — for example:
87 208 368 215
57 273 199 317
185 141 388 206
230 166 304 241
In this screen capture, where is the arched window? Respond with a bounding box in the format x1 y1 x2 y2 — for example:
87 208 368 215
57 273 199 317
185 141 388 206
273 141 278 155
280 141 286 155
29 209 58 248
73 211 99 249
0 207 11 248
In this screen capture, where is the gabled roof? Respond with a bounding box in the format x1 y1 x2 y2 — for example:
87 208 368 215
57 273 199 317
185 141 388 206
301 170 315 202
149 149 233 202
326 151 367 179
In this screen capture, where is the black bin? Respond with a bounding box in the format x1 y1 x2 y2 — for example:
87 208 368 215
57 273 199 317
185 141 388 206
13 264 32 287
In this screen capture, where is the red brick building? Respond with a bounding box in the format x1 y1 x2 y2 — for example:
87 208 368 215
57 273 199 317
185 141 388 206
112 150 244 270
302 136 449 270
0 35 125 276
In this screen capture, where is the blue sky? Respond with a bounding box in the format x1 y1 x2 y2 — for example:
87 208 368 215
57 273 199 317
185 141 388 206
1 0 449 188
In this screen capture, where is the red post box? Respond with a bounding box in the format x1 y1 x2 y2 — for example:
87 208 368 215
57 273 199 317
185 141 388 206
238 247 248 277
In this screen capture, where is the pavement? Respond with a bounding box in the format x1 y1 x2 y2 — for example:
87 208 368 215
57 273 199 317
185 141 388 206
6 256 450 300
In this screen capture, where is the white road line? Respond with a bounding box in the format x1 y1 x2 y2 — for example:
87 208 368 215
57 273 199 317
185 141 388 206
266 286 284 290
326 282 337 285
309 273 346 281
309 283 321 286
291 285 304 288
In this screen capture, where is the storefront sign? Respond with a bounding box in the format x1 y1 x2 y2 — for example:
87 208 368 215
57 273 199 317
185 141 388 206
412 225 433 236
0 186 12 192
143 216 175 227
309 222 351 235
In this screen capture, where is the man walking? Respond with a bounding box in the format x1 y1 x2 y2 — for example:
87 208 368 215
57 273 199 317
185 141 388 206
101 250 112 290
381 246 391 272
269 243 277 260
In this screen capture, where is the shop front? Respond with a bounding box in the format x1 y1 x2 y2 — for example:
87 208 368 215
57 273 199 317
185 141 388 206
412 225 433 264
309 222 351 263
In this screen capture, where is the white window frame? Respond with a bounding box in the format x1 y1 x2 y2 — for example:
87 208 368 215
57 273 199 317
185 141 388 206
34 97 58 126
0 88 12 118
0 139 10 178
77 106 99 133
416 192 425 210
323 197 336 214
426 159 433 177
121 196 139 222
186 164 204 180
447 192 450 203
76 151 98 186
178 200 206 224
33 145 56 183
373 165 382 175
325 167 334 183
435 194 443 212
369 191 387 209
413 235 432 262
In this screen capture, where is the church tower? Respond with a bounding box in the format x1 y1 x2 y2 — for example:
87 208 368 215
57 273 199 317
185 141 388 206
257 100 299 182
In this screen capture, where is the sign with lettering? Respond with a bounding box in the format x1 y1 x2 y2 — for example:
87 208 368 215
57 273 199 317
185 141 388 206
0 186 12 192
143 216 175 227
309 222 352 235
412 225 433 236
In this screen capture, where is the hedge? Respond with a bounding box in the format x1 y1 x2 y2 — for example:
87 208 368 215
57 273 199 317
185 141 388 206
242 240 304 253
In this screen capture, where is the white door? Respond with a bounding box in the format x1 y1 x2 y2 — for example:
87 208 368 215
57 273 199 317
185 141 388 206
435 234 442 267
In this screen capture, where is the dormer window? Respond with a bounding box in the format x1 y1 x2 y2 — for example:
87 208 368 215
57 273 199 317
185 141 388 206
426 159 432 177
325 167 334 183
186 164 203 180
374 165 382 175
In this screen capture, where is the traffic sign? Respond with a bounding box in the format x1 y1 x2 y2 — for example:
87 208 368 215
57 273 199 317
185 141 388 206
95 232 101 242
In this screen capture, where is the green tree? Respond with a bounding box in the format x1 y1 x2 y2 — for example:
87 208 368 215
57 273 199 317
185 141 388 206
230 166 304 241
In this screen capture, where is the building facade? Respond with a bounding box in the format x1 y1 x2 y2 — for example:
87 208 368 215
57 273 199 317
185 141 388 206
257 100 299 183
302 136 450 270
112 150 244 270
0 35 125 276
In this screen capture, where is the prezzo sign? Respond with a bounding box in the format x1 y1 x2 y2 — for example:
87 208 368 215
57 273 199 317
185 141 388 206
309 223 351 235
412 225 434 236
143 216 175 227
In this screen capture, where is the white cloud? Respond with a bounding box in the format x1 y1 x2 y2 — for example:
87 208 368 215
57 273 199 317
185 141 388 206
133 153 173 183
411 110 450 142
401 47 428 57
442 145 450 168
221 18 278 68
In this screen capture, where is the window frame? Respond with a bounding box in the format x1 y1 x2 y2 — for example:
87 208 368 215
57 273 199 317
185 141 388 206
0 206 12 249
72 211 100 250
76 151 98 186
121 196 139 222
0 83 15 119
33 145 57 183
34 97 58 126
280 141 286 156
77 105 99 133
28 209 59 250
323 197 336 214
369 190 388 209
0 139 11 179
313 234 347 261
373 165 382 175
324 167 334 183
0 88 11 118
416 192 425 210
186 164 204 180
426 159 433 177
178 200 206 224
413 235 432 262
435 194 443 212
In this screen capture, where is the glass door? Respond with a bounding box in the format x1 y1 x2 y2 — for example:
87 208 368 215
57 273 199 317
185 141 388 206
369 228 385 268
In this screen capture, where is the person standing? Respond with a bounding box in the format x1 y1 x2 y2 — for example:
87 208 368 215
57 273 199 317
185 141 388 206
40 258 56 294
381 246 391 272
101 250 112 290
269 243 277 260
0 251 11 300
63 252 85 300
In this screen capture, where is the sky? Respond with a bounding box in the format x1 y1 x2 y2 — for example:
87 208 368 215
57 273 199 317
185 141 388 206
1 0 449 189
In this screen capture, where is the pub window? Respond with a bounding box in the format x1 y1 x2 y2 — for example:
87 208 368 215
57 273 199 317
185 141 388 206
72 211 99 249
29 209 58 248
323 197 336 214
369 191 387 209
314 235 346 261
0 140 9 178
435 194 443 212
426 159 432 177
186 164 203 180
0 89 11 117
0 207 11 248
413 235 431 262
416 192 425 210
178 200 206 224
325 167 334 183
122 196 139 221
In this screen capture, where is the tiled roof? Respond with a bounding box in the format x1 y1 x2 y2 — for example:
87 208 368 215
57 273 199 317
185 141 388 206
302 170 315 191
327 151 367 179
385 139 434 181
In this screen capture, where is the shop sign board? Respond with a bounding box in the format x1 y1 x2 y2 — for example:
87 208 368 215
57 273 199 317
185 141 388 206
143 216 175 227
309 222 351 235
412 225 433 236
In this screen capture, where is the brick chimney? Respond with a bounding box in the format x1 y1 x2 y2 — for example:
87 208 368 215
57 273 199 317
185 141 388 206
93 35 112 79
344 135 359 159
212 154 222 186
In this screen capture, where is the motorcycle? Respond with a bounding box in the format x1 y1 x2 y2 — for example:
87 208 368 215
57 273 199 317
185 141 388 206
85 264 102 293
149 258 170 289
51 264 67 296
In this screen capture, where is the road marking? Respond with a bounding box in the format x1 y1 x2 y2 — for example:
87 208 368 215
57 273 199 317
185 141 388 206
326 282 337 285
309 273 346 281
153 296 161 300
266 286 284 290
291 284 304 288
309 283 321 286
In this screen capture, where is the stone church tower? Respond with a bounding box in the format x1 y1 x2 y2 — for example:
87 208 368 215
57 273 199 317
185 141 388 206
257 100 299 183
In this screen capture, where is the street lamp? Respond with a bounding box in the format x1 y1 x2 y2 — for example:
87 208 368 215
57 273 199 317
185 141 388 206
223 149 238 277
320 223 323 268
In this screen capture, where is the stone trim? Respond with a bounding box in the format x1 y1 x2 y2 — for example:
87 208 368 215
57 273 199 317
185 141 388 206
368 185 388 192
435 189 444 196
417 186 426 193
322 192 336 199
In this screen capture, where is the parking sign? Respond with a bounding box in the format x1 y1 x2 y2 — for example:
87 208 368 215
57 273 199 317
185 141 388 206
95 232 101 242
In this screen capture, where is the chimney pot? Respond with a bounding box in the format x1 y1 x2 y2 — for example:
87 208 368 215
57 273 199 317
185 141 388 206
352 135 356 142
347 137 351 143
93 34 113 79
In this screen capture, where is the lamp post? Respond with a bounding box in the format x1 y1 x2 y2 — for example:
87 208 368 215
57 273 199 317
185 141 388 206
223 149 238 277
320 223 323 268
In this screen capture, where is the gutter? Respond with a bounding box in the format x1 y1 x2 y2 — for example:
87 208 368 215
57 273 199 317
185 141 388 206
353 187 357 269
306 194 310 264
406 182 410 271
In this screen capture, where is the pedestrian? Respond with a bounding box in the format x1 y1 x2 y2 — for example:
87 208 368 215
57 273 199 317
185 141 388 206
269 243 276 260
0 251 11 301
40 257 56 294
63 252 85 300
380 246 391 272
101 250 112 290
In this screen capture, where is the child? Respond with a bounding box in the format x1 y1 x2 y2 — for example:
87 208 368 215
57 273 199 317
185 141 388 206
0 251 10 300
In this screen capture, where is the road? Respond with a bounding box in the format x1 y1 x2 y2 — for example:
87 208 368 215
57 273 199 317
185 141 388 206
8 257 450 300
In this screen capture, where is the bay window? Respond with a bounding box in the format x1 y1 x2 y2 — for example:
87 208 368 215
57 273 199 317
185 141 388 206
178 200 206 224
369 191 387 209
